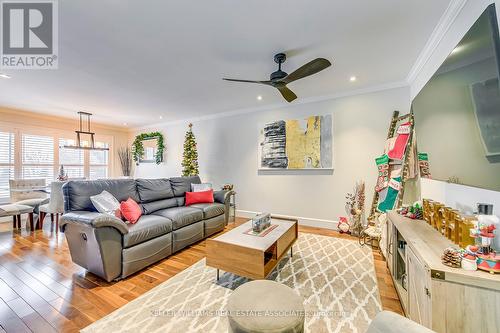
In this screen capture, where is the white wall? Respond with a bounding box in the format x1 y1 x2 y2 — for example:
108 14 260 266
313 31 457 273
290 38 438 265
133 87 411 228
421 178 500 216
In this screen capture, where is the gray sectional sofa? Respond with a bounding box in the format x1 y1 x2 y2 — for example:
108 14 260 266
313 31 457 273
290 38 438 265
60 176 230 282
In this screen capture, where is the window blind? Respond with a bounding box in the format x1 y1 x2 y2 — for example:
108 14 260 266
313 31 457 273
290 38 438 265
90 142 109 180
59 138 84 178
0 131 15 201
22 134 54 183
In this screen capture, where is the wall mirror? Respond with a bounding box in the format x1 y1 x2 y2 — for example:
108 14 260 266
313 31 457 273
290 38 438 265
141 137 160 163
412 4 500 191
132 132 165 164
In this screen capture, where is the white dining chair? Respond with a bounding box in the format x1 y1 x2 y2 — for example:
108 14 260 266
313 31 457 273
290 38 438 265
39 181 65 230
9 179 49 214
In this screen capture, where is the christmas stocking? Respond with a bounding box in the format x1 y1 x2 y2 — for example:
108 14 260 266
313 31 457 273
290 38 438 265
418 152 431 178
388 122 411 160
378 177 402 212
384 137 397 155
375 154 389 192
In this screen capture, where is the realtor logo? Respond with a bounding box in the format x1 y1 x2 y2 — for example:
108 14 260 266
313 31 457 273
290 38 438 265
1 0 58 69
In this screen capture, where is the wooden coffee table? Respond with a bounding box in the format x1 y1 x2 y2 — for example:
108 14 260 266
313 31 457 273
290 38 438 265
206 218 298 280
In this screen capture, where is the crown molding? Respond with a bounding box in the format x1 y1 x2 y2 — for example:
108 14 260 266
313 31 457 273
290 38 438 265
406 0 468 85
132 80 409 131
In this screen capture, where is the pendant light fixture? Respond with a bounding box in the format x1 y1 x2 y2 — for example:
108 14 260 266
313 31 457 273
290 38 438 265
63 111 109 151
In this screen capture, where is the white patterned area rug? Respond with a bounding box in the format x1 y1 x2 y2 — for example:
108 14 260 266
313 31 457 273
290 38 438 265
82 233 382 333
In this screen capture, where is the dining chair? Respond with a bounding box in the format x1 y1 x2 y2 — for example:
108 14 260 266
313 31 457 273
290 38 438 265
38 181 65 230
9 179 49 215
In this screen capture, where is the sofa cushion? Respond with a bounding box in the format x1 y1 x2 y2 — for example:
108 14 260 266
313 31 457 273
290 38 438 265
189 203 225 219
142 198 178 215
152 206 203 230
123 214 172 248
63 179 139 212
136 178 174 203
169 176 201 197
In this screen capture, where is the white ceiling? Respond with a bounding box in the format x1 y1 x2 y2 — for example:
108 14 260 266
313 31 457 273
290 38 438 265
0 0 452 127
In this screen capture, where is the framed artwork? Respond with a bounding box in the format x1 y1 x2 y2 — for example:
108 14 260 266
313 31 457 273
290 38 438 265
258 114 333 169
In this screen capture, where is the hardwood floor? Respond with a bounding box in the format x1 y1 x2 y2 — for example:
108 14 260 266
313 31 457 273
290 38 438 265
0 216 402 332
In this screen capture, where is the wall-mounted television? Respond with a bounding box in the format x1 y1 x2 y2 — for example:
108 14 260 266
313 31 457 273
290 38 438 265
412 4 500 191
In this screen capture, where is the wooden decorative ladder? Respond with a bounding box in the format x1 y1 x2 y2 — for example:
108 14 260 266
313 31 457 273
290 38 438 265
368 109 415 222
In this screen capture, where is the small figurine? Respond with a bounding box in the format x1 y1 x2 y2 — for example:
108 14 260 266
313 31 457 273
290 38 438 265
337 217 351 234
222 184 234 191
477 253 500 274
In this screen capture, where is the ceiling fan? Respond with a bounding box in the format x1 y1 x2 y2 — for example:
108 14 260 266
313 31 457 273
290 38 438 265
223 53 332 103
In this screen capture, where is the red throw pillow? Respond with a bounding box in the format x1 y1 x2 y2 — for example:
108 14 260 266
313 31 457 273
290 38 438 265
185 189 214 206
120 197 142 224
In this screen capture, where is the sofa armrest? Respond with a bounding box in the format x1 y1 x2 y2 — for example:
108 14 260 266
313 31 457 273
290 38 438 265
214 190 233 225
213 190 231 204
60 211 129 234
366 311 435 333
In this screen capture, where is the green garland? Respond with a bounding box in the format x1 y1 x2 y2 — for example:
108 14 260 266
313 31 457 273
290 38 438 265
132 132 165 164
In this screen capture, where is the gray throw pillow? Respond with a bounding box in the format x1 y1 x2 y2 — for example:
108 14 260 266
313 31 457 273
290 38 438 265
90 190 120 215
191 183 212 192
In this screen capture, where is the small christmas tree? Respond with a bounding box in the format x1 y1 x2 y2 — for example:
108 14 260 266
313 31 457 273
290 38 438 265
58 165 67 181
182 123 199 176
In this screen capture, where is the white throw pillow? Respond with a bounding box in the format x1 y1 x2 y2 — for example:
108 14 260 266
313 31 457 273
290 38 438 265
191 183 212 192
90 190 120 215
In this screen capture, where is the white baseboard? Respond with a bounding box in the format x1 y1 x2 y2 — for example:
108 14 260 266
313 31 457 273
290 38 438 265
236 210 339 231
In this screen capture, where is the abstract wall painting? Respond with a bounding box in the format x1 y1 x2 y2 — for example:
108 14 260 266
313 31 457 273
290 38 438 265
259 115 333 169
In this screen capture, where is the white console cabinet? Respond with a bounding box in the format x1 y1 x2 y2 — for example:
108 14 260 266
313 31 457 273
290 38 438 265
386 211 500 333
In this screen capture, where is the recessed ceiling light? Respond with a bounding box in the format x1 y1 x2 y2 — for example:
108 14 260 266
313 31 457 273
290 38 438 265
257 95 263 101
0 73 11 79
349 76 357 82
159 115 163 120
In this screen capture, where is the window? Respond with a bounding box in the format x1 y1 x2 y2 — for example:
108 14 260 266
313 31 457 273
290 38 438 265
90 142 109 180
22 134 54 184
0 131 15 200
59 138 84 179
0 127 112 202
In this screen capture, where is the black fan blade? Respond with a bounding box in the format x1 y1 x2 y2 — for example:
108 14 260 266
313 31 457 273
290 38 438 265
223 78 272 85
277 85 297 103
282 58 331 84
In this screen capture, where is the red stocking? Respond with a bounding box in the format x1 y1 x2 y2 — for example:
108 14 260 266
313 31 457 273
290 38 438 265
388 122 411 160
